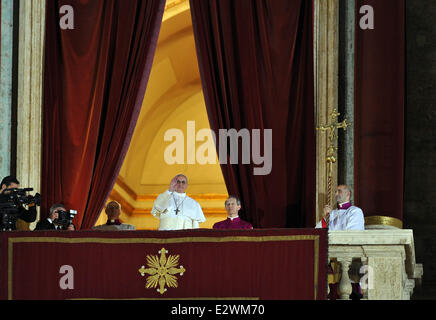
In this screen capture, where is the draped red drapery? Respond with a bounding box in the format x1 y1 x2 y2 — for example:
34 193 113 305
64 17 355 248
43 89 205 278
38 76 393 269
354 0 405 224
190 0 316 228
42 0 165 229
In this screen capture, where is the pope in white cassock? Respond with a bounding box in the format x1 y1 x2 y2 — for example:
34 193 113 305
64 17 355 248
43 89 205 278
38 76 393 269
151 174 206 230
315 184 365 230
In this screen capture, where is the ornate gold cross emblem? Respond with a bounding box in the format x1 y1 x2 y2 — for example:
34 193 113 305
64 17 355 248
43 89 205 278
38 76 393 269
138 248 186 294
316 108 351 205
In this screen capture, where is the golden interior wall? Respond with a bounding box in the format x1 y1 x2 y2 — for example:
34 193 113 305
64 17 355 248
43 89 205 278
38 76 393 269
95 0 228 230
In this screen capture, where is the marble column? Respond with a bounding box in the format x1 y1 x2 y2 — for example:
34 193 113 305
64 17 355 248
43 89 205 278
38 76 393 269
314 0 339 222
338 0 355 191
16 0 46 229
0 0 14 178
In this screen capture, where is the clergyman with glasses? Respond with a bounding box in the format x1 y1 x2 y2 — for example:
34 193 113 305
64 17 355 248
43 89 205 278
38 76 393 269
151 174 206 230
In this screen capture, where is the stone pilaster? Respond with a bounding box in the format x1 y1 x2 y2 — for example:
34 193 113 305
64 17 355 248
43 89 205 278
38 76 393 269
314 0 339 223
0 0 14 178
338 0 355 190
16 0 46 229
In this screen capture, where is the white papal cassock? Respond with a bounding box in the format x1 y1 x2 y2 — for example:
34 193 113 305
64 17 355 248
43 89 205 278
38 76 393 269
151 190 206 230
315 202 365 230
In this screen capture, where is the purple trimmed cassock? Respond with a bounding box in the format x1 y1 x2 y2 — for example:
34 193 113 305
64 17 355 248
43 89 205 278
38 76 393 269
213 217 253 229
315 201 364 230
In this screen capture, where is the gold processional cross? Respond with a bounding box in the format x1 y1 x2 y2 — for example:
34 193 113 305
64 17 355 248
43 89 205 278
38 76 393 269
316 109 351 205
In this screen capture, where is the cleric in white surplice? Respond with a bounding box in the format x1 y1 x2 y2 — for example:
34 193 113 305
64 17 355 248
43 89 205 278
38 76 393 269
315 185 365 230
151 174 206 230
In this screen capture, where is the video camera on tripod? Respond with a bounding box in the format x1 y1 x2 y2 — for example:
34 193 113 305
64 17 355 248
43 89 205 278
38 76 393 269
0 188 41 231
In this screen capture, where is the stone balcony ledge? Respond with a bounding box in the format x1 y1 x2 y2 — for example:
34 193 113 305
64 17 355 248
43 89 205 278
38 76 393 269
327 230 423 300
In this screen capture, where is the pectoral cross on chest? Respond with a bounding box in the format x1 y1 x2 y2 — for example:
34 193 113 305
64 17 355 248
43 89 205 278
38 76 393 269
173 195 186 215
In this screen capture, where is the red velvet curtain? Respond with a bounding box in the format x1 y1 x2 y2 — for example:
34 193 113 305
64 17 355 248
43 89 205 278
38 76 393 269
42 0 165 229
190 0 315 228
354 0 405 222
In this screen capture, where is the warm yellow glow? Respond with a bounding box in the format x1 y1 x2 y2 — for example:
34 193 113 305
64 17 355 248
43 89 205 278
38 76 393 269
95 0 228 230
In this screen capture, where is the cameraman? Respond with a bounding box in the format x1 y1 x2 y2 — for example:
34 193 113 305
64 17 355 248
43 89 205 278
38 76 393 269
0 176 37 230
35 203 75 230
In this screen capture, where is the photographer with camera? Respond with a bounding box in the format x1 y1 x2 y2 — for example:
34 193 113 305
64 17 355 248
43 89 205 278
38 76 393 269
0 176 38 231
35 203 76 231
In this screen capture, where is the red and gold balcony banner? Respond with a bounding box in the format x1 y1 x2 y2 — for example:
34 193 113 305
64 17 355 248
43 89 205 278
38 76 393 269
0 229 327 300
